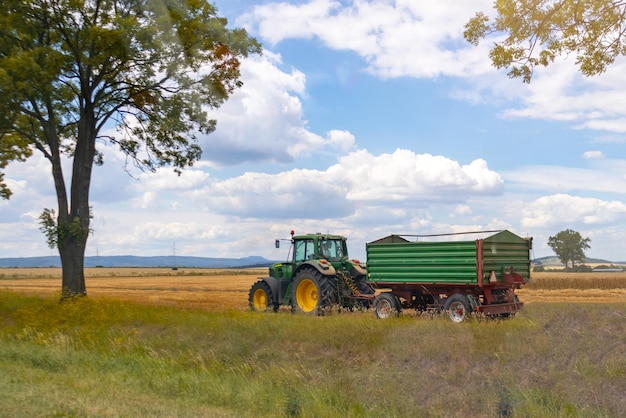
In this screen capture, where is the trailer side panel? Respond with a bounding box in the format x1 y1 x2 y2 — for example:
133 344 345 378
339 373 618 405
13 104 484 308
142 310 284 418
366 240 479 285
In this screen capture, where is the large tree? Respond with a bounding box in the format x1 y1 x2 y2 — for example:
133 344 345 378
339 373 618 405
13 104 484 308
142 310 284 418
547 229 591 269
464 0 626 82
0 0 261 297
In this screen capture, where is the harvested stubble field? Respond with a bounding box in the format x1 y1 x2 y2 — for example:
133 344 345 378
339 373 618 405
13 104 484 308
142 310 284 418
0 268 265 310
2 268 626 308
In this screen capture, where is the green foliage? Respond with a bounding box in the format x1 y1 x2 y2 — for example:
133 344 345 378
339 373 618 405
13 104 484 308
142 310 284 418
0 133 32 199
0 0 261 176
38 208 93 249
547 228 591 269
464 0 626 82
1 292 625 416
0 0 261 294
571 264 593 272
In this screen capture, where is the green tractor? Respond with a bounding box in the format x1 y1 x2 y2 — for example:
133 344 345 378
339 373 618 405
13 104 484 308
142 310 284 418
249 231 374 314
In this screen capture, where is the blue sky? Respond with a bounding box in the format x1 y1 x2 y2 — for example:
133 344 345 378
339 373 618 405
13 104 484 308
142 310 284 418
2 0 626 262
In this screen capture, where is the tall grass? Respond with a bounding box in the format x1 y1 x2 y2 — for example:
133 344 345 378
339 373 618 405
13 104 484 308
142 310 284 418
1 291 625 417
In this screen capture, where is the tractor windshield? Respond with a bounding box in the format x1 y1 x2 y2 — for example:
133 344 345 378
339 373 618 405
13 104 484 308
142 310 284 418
319 239 345 261
294 239 315 262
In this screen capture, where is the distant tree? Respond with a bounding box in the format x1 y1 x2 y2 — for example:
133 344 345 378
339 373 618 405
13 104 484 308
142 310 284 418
0 0 261 297
547 229 591 269
464 0 626 82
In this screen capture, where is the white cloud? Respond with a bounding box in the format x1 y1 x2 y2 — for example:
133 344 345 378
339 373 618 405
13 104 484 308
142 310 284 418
135 168 211 192
241 0 626 137
337 150 503 202
131 191 159 210
582 151 604 159
453 205 472 216
187 148 503 218
241 0 495 79
521 194 626 228
592 134 626 144
200 52 355 165
581 118 626 133
4 0 626 264
470 45 626 135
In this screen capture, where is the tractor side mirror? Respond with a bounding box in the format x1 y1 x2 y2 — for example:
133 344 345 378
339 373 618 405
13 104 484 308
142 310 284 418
275 239 280 249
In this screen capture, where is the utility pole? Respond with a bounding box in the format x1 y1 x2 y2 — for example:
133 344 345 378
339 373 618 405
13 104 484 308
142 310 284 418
172 242 178 270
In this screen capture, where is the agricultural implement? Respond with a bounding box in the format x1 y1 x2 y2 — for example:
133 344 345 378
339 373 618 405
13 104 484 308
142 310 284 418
367 230 532 321
249 229 531 322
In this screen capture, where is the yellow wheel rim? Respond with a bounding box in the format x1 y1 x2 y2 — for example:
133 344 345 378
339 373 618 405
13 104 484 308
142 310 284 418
295 278 318 312
252 288 268 310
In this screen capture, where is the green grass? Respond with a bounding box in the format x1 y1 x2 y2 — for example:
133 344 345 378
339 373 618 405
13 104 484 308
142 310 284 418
1 292 625 417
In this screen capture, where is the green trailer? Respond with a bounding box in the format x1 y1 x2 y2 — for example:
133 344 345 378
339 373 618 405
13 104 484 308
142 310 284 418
366 230 532 321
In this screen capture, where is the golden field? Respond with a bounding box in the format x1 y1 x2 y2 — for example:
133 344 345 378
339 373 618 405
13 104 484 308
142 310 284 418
0 268 264 310
2 267 626 308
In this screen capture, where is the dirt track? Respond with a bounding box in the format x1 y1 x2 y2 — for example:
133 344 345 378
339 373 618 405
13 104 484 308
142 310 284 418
2 268 626 309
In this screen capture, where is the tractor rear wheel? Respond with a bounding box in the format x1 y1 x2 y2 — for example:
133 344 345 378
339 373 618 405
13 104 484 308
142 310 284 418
249 280 277 312
291 269 336 314
373 292 401 319
444 294 471 322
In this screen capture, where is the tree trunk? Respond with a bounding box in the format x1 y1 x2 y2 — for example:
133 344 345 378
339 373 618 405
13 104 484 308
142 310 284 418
54 106 97 298
59 236 87 298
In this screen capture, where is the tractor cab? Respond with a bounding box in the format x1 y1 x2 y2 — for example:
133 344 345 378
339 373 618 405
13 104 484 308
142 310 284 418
294 235 347 264
270 231 351 279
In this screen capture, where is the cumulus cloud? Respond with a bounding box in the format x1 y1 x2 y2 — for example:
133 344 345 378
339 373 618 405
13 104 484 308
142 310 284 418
188 148 503 217
240 0 495 79
240 1 626 135
200 52 355 165
336 149 503 202
453 205 472 216
493 59 626 130
582 151 604 159
468 45 626 135
521 194 626 228
134 167 211 192
0 154 57 223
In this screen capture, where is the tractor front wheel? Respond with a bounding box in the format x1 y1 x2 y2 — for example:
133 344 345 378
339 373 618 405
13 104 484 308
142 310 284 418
291 269 336 314
249 280 277 312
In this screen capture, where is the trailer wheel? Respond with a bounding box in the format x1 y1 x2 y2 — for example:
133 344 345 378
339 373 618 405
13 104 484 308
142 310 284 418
248 280 278 312
292 269 336 314
373 293 401 319
444 294 471 323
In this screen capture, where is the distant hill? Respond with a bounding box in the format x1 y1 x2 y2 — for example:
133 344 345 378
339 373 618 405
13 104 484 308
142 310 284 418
3 255 623 269
0 255 278 269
